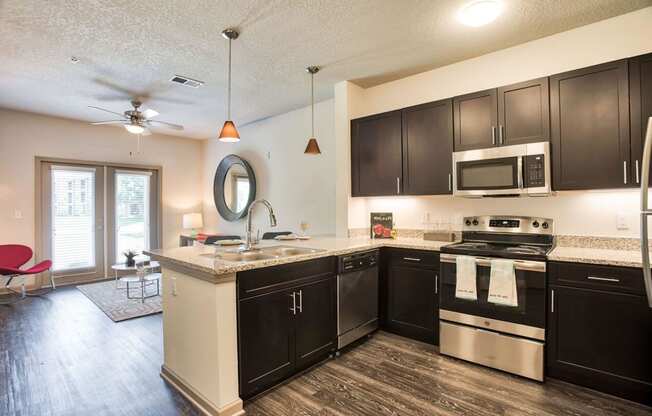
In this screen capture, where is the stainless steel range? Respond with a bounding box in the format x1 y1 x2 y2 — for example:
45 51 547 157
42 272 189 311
439 215 554 381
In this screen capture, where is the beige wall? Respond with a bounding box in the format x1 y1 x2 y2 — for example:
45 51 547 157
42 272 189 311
342 7 652 238
0 109 203 264
202 99 335 237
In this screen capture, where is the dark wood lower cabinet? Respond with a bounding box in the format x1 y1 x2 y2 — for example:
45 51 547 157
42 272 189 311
547 262 652 406
237 259 337 399
384 249 439 345
294 278 337 371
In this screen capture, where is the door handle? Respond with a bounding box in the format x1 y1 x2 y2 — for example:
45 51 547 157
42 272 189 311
396 177 400 195
636 160 640 184
587 276 620 283
403 257 421 262
448 173 452 191
435 274 438 294
499 125 504 145
290 292 296 315
297 290 303 313
491 126 496 145
517 156 524 189
624 161 628 184
550 289 554 313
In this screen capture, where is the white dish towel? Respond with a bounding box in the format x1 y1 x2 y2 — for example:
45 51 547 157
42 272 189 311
455 255 478 300
488 259 518 307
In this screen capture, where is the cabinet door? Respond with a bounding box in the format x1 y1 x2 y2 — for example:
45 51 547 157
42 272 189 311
630 52 652 187
547 285 652 405
453 89 498 151
351 111 403 196
550 60 630 190
402 99 454 195
294 277 337 370
497 77 550 146
387 263 436 344
238 289 295 399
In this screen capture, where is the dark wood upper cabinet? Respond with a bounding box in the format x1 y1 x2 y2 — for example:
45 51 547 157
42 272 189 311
402 99 454 195
550 60 631 190
453 89 498 151
497 77 550 146
351 111 403 197
630 52 652 187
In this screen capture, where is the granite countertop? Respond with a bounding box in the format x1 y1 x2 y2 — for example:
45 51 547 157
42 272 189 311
144 237 453 283
548 246 648 268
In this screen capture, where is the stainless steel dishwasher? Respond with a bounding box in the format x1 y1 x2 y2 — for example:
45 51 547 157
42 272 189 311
337 249 379 349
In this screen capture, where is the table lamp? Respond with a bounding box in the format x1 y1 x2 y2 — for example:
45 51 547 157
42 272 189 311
183 213 203 237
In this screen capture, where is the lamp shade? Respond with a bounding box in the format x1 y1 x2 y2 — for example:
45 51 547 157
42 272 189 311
182 213 203 229
304 138 321 154
218 120 240 142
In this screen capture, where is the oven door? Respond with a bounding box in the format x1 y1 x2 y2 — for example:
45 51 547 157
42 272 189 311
439 253 546 335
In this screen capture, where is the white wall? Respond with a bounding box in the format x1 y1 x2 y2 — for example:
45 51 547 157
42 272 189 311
342 7 652 238
0 109 203 255
202 99 335 237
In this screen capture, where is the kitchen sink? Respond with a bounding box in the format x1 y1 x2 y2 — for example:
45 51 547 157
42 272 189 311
259 246 324 257
200 245 325 263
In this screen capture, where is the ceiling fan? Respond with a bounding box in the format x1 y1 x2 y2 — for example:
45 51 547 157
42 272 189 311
88 100 184 135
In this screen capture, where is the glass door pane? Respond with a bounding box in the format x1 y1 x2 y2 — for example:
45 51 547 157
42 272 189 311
115 171 151 262
51 167 96 271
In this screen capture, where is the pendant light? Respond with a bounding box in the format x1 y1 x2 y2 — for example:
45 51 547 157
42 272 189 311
304 66 321 154
218 28 240 142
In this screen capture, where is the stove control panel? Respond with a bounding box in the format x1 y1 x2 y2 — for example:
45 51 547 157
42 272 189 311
462 215 554 235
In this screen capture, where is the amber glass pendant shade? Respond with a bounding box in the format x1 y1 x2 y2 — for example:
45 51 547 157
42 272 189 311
218 120 240 142
304 137 321 154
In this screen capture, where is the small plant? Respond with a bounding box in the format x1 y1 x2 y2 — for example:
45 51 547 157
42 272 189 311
123 250 138 267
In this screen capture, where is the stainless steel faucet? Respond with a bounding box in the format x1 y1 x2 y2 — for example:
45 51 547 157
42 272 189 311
243 199 277 250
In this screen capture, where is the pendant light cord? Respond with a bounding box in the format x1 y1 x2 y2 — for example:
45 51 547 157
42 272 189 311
311 71 315 137
227 37 232 120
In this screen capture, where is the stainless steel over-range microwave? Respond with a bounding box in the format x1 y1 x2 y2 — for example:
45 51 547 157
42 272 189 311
452 142 551 197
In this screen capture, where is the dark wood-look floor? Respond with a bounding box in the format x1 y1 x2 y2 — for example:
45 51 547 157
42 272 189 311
2 287 650 416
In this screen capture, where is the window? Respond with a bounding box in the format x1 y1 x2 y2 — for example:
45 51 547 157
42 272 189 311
51 167 96 271
114 171 151 262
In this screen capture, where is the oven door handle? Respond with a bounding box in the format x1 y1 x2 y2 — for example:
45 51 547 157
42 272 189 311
440 253 546 272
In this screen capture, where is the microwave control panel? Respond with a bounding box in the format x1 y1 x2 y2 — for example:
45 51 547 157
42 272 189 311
524 154 546 188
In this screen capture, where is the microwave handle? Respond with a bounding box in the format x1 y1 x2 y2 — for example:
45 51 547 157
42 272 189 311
517 156 524 189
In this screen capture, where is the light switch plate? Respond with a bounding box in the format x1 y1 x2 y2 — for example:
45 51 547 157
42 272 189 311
616 211 629 230
14 209 23 219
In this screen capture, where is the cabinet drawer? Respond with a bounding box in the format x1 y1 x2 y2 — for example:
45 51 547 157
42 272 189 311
238 256 336 299
548 261 645 295
387 248 439 269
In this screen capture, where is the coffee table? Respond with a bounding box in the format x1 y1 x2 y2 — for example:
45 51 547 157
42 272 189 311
111 261 160 289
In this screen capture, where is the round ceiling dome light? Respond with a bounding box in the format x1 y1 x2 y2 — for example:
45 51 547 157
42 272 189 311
457 0 503 27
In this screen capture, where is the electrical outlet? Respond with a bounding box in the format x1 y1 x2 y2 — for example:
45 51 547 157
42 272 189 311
14 209 23 219
423 211 431 223
616 212 629 230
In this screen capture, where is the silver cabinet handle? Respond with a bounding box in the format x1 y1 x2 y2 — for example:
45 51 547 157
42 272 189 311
403 257 421 262
641 117 652 308
491 126 496 145
499 125 504 145
290 292 296 315
396 177 400 195
624 161 628 184
587 276 620 283
448 173 452 191
550 289 554 313
297 289 303 313
636 160 640 184
435 274 438 294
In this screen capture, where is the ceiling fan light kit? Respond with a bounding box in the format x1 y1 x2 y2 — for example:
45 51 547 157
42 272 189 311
304 66 321 155
124 123 145 134
88 99 184 136
218 28 241 143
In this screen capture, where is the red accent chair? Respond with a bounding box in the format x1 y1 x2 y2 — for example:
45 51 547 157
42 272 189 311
0 244 54 303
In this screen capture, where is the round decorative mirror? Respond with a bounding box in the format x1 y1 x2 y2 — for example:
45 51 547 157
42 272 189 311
214 155 256 221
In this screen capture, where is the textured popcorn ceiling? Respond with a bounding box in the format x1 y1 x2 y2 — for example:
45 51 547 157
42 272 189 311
0 0 650 139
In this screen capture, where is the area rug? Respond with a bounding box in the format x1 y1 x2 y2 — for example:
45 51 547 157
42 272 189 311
77 280 162 322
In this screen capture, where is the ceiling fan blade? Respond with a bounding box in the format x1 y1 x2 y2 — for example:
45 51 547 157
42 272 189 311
90 120 126 125
149 120 184 130
88 105 125 117
142 108 159 119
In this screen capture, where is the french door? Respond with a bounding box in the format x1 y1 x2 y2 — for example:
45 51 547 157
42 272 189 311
40 160 160 284
41 163 105 281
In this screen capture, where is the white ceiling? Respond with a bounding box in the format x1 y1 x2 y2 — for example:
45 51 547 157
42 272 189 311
1 0 650 139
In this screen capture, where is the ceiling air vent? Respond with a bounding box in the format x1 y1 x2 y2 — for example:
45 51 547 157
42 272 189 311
170 75 204 88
